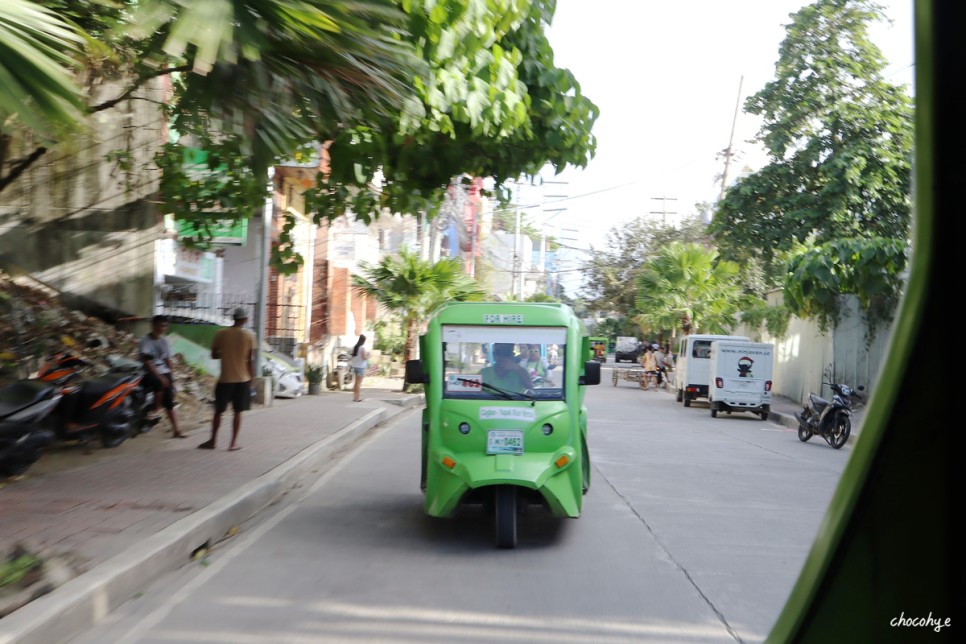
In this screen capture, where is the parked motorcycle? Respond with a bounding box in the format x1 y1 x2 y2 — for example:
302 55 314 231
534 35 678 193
35 352 146 447
795 382 865 449
105 354 161 436
328 351 355 391
0 380 59 476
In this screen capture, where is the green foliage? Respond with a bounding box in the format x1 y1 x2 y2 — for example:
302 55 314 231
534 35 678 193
635 241 744 336
711 0 913 288
783 236 907 340
154 140 266 246
304 0 598 226
581 216 710 315
372 317 406 360
304 363 324 384
524 292 557 303
352 248 485 361
0 0 85 137
594 316 637 340
0 553 41 588
740 300 792 340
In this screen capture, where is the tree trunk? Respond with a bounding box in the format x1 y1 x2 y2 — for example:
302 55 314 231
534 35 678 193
401 316 419 392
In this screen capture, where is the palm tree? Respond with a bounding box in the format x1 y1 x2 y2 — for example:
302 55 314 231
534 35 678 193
0 0 84 137
3 1 420 195
352 248 485 364
635 242 743 336
136 0 420 171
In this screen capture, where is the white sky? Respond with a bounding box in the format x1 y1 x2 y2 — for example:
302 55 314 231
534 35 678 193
532 0 915 295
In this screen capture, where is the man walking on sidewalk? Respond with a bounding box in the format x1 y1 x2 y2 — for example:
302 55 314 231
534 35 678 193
199 307 255 451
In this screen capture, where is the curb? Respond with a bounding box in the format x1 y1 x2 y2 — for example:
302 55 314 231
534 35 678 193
0 403 414 644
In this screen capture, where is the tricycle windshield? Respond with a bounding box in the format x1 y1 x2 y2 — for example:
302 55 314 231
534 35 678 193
441 325 566 401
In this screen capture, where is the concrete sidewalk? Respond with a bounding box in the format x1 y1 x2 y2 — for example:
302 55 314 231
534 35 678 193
0 385 422 644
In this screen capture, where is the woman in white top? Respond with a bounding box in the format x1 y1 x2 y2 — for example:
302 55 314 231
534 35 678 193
350 334 369 402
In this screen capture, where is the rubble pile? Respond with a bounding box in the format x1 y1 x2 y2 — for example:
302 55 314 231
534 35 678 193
0 271 214 428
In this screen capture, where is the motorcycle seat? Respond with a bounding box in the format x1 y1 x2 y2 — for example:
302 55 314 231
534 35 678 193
81 374 136 400
808 393 830 411
0 380 56 419
808 394 828 408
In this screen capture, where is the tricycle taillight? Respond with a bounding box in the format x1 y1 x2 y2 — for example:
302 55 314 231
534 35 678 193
765 380 772 392
715 377 723 388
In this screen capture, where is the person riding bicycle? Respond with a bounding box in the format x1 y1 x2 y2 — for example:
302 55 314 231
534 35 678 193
639 345 660 388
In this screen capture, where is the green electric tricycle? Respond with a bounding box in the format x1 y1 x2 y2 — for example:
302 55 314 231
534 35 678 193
405 301 601 548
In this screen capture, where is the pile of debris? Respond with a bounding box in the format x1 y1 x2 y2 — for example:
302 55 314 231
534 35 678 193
0 271 215 428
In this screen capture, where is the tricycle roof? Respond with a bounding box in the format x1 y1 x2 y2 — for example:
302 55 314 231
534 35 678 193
428 301 578 327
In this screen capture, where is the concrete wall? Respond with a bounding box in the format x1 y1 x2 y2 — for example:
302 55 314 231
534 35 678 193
0 76 168 318
736 293 892 406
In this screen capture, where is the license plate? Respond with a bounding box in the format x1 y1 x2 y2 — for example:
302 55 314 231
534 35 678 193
486 430 524 455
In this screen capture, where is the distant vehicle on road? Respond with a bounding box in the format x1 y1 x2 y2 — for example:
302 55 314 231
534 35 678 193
675 334 749 407
708 340 774 420
614 336 641 363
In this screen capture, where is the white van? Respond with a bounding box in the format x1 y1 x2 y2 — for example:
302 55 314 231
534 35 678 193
675 334 750 407
708 340 774 420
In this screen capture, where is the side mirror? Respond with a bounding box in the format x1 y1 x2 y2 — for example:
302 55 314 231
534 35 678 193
405 360 428 384
579 360 601 386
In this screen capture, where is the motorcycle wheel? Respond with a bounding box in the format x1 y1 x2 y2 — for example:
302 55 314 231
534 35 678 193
798 424 813 442
0 457 34 477
830 412 852 449
101 404 133 448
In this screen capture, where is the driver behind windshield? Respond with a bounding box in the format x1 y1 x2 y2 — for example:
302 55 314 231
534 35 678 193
480 343 534 393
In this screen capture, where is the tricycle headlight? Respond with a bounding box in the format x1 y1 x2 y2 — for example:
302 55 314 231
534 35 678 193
541 423 554 436
458 422 471 435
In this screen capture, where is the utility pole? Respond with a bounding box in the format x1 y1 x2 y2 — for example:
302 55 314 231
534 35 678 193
649 196 678 225
720 75 744 201
541 179 568 297
255 169 274 377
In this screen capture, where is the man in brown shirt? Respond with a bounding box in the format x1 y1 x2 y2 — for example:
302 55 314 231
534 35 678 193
199 307 255 451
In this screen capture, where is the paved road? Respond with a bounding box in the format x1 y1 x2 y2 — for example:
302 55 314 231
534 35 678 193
70 379 850 644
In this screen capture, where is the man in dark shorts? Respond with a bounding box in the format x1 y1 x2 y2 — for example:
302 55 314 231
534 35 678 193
199 307 255 451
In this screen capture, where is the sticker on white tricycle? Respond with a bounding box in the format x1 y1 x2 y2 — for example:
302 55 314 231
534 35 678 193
447 374 482 392
479 407 536 422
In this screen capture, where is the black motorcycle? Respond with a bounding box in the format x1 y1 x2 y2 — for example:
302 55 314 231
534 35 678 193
795 382 864 449
0 380 59 476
